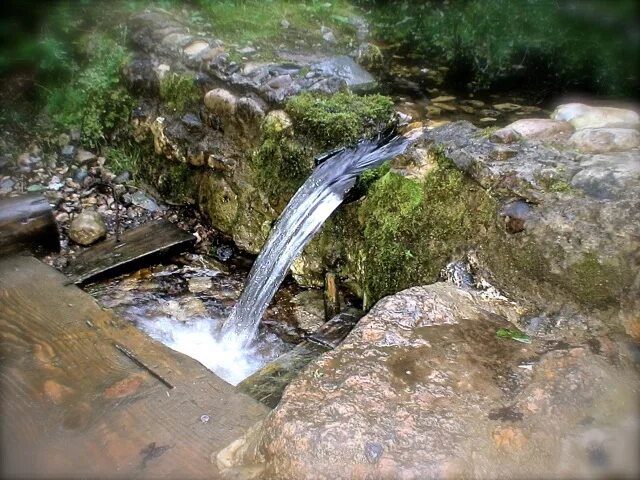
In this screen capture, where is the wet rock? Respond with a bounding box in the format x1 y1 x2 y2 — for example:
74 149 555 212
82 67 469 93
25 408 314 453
292 290 325 334
569 127 640 154
493 102 522 112
312 56 376 93
76 149 97 164
122 191 163 212
552 103 640 130
204 88 237 118
187 276 211 293
355 43 383 72
491 118 574 143
68 210 107 246
226 284 639 480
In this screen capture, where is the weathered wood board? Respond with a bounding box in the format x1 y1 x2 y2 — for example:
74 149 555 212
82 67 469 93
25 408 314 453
65 219 195 284
0 255 268 479
0 193 60 256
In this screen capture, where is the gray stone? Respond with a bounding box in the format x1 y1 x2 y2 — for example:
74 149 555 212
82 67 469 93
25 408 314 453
76 149 97 164
311 56 376 92
0 178 15 195
491 118 574 143
552 103 640 130
569 128 640 153
68 210 107 246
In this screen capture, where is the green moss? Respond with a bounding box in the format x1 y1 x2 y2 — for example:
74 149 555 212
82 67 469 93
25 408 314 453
567 253 629 309
285 91 395 149
134 139 198 204
329 147 497 306
159 73 201 114
252 131 313 207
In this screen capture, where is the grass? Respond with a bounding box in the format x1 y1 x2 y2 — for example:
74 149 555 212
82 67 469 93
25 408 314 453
190 0 362 56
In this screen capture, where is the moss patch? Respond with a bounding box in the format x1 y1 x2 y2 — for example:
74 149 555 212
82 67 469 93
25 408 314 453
159 73 201 114
285 91 395 149
252 92 395 209
311 148 497 307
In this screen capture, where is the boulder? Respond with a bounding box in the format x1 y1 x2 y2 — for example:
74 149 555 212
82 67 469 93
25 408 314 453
491 118 574 143
204 88 237 118
569 127 640 153
220 284 640 479
552 103 640 130
68 210 107 246
311 56 376 93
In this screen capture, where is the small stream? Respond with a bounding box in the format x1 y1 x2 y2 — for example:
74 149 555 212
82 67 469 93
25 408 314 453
86 253 299 385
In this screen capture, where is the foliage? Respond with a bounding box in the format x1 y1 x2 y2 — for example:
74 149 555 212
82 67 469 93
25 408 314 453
286 92 395 149
46 34 133 147
104 141 142 177
159 73 201 113
190 0 360 55
358 0 639 96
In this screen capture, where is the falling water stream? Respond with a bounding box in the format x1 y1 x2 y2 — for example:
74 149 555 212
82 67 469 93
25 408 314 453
90 129 420 385
219 129 420 349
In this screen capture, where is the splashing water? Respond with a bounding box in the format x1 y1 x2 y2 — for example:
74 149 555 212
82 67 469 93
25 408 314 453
220 128 420 349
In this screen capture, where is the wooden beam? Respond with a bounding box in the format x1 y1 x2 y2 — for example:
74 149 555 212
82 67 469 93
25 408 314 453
65 219 195 284
0 193 59 256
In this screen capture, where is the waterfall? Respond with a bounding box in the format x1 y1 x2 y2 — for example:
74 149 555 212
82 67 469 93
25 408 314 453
219 128 420 349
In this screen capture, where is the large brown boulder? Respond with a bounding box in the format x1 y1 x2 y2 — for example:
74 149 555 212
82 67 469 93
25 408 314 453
218 284 640 479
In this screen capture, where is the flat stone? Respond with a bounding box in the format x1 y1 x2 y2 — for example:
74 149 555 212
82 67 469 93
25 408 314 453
552 103 640 130
432 102 457 112
183 40 209 57
431 95 456 103
311 56 376 92
75 149 97 164
569 127 640 153
491 118 574 143
493 102 522 112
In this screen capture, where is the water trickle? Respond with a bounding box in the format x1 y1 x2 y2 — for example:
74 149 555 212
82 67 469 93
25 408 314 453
220 129 420 349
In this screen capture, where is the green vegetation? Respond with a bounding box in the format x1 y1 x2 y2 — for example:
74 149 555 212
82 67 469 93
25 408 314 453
46 34 133 147
323 148 497 306
104 141 143 177
252 91 395 206
286 92 395 149
159 73 202 114
359 0 639 96
189 0 360 54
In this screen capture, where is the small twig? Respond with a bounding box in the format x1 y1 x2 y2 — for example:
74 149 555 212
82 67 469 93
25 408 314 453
113 342 175 389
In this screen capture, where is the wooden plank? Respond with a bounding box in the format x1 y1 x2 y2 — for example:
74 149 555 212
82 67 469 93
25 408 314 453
64 219 195 284
0 193 59 256
0 255 268 479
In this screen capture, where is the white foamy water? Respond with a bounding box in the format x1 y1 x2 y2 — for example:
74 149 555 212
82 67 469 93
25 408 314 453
136 316 268 385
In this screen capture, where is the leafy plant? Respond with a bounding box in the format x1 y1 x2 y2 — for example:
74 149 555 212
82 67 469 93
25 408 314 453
46 34 133 147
